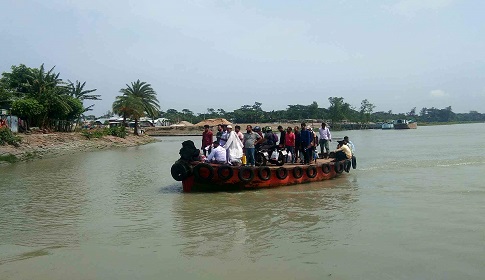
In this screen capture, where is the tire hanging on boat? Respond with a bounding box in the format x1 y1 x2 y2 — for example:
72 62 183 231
275 167 288 180
293 166 304 179
352 156 357 169
321 163 331 174
171 161 191 181
306 165 317 178
344 160 351 173
217 165 233 181
335 161 344 173
238 166 254 182
258 166 271 181
193 163 214 181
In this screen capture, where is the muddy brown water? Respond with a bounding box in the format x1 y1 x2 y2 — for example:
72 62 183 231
1 123 484 279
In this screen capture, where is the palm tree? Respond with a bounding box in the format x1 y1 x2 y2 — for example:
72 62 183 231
112 94 144 128
67 80 100 127
67 80 100 100
114 80 160 135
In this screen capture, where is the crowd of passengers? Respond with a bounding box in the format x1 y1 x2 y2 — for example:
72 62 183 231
201 122 355 166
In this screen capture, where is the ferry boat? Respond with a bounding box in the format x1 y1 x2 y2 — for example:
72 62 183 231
170 141 354 192
393 119 417 129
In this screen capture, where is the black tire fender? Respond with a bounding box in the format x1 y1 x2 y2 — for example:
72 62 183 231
293 166 304 179
335 161 344 174
238 166 254 182
171 161 191 181
321 163 331 174
217 165 234 181
352 156 357 169
258 166 271 181
306 165 317 178
344 160 351 173
193 163 214 181
275 167 288 180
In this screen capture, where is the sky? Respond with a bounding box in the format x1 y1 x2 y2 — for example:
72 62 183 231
1 0 484 116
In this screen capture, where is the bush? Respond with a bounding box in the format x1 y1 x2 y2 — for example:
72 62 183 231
0 154 18 163
0 127 21 147
81 126 127 139
106 126 127 138
81 128 106 139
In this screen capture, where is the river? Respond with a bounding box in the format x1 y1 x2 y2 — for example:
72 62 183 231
1 123 484 279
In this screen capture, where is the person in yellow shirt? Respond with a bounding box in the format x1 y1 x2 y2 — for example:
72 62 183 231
333 140 352 161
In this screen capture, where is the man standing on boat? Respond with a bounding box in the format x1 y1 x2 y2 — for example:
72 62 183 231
219 124 229 146
300 123 313 164
243 125 262 166
223 125 244 165
201 124 213 156
318 122 332 158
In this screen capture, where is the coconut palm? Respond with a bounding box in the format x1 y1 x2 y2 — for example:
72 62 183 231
67 80 100 100
116 80 160 135
112 94 143 126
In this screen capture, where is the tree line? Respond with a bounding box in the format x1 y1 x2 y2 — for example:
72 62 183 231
0 64 100 131
159 99 485 126
2 63 484 134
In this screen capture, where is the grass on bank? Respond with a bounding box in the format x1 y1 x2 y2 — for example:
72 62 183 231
81 126 127 139
0 154 18 163
0 127 21 147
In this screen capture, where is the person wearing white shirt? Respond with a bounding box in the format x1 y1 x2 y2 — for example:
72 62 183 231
318 122 332 157
223 125 244 165
206 141 226 164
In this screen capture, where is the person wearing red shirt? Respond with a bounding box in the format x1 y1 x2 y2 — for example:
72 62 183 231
201 125 213 156
285 127 296 163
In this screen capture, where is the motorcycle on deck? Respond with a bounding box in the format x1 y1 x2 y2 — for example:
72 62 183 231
255 144 287 166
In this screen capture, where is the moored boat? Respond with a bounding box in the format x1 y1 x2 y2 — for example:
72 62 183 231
393 119 417 129
381 122 394 129
170 141 354 192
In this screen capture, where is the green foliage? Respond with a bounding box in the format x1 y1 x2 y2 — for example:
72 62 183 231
0 127 21 147
11 98 45 120
328 97 352 126
106 126 127 138
0 63 101 131
359 99 376 125
81 129 106 139
0 154 18 163
113 79 160 135
81 126 127 139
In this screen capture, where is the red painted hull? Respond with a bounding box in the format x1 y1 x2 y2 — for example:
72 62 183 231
181 159 349 192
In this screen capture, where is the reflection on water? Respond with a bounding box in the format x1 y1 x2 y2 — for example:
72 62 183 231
172 178 359 261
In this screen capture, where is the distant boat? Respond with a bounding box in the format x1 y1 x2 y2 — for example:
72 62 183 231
381 122 394 129
393 119 417 129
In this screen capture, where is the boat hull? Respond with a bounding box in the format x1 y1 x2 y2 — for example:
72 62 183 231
180 159 350 192
393 122 417 129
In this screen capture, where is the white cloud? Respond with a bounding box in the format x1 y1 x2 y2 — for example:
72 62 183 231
430 89 447 97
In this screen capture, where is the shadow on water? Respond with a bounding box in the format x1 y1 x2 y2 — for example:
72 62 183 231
170 176 359 262
159 183 183 194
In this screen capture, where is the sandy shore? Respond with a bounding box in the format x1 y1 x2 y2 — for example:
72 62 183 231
0 132 156 164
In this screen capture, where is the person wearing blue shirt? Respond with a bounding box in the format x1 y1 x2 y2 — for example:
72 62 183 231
300 123 313 164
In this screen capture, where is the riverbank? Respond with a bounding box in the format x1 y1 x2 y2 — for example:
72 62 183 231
0 132 156 164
